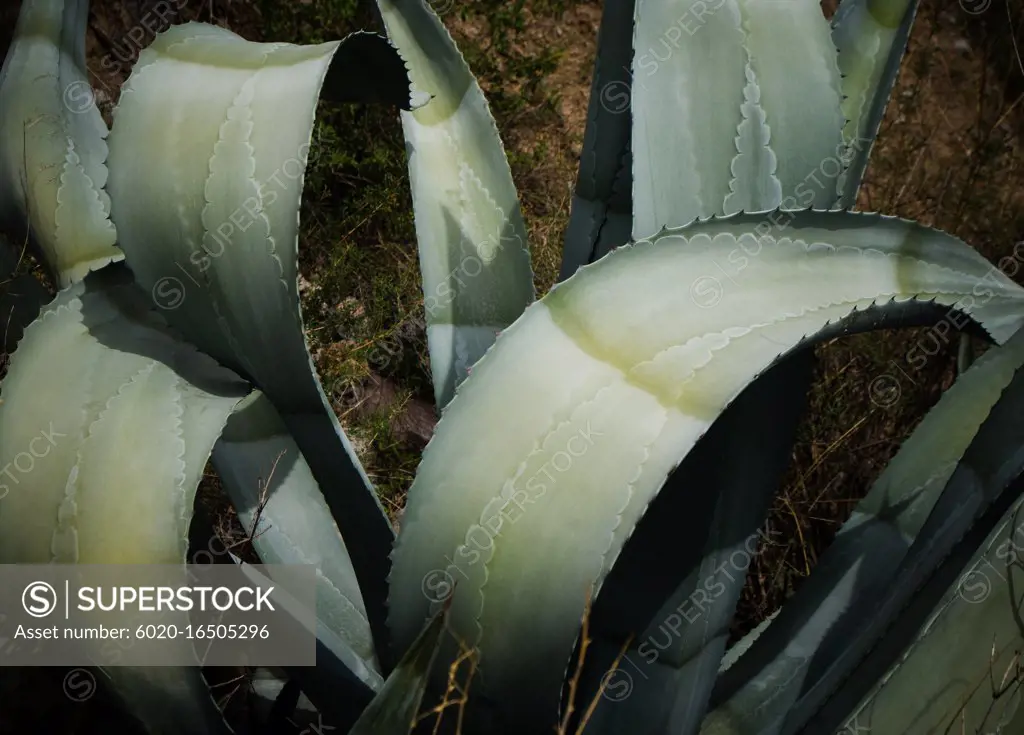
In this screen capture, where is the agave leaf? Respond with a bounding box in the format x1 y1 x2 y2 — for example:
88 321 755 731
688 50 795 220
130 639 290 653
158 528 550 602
832 0 919 207
632 0 843 238
0 263 249 733
247 669 319 733
702 325 1024 735
213 391 379 674
349 602 449 735
0 0 122 286
798 339 1024 734
373 0 535 410
578 4 843 728
387 210 1024 730
810 487 1024 734
734 0 845 212
558 0 634 279
631 0 745 236
575 351 814 735
105 22 398 666
231 558 383 731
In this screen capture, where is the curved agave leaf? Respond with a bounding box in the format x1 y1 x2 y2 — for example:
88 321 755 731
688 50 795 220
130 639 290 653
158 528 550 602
832 0 919 207
584 4 844 728
575 350 814 735
319 30 422 110
0 263 249 733
213 391 379 674
702 325 1024 735
632 0 843 239
811 491 1024 734
799 342 1024 734
387 210 1024 731
0 0 121 286
374 0 535 410
558 0 634 279
105 22 401 666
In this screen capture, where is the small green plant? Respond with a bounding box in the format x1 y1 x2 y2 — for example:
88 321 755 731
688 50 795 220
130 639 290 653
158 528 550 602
1 0 1023 734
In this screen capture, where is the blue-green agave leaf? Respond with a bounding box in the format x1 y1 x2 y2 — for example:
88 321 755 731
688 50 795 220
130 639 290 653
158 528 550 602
349 602 449 735
559 0 634 280
832 0 919 208
232 558 383 732
704 325 1024 734
373 0 536 410
213 391 380 676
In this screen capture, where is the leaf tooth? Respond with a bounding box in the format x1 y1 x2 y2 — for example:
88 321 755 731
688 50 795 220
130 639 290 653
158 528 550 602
51 463 81 563
168 376 191 550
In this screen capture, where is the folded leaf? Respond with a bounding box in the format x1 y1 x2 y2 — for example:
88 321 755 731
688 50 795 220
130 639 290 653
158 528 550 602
105 23 397 665
388 210 1024 730
704 324 1024 734
0 0 122 286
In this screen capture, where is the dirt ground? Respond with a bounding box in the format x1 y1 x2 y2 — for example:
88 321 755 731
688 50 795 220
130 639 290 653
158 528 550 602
2 0 1024 732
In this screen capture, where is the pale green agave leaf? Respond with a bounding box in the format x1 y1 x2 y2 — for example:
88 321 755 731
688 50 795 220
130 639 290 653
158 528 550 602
631 0 745 236
632 0 843 239
387 210 1024 730
0 263 249 733
105 22 396 664
702 325 1024 735
213 391 379 673
559 0 634 279
0 0 122 286
349 603 448 735
591 4 842 727
374 0 535 410
833 0 919 207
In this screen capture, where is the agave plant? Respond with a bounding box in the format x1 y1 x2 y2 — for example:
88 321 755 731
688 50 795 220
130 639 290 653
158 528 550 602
1 0 1023 734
